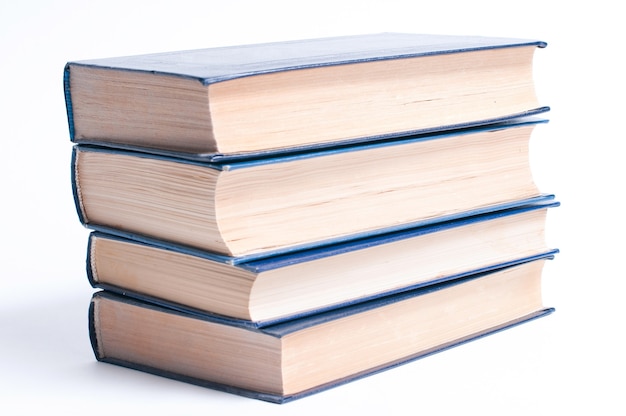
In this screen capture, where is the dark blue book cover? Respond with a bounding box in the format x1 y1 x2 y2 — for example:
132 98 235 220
64 33 549 159
68 33 547 85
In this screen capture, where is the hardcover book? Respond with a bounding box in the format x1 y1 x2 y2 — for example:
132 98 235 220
89 257 555 403
72 118 548 258
64 33 549 159
87 198 559 327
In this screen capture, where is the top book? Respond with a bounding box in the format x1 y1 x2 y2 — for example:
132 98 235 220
64 33 549 160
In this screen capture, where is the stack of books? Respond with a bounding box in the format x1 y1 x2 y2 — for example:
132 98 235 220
64 33 559 403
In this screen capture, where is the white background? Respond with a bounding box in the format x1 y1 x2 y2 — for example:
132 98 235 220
1 1 623 414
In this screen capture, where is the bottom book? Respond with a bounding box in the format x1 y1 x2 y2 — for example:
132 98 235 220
89 256 555 404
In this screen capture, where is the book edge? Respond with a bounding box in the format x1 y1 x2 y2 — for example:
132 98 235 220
69 111 550 162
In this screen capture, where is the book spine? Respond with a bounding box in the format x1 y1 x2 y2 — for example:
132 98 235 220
63 64 75 141
70 146 87 225
85 233 97 287
88 296 101 361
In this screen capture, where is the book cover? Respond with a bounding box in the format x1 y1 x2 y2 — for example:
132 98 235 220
66 33 547 86
64 33 549 158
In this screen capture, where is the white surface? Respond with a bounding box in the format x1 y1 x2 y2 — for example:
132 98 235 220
1 1 623 414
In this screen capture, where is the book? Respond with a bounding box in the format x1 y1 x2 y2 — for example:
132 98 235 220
64 33 549 159
72 118 547 259
87 198 558 327
89 256 555 403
